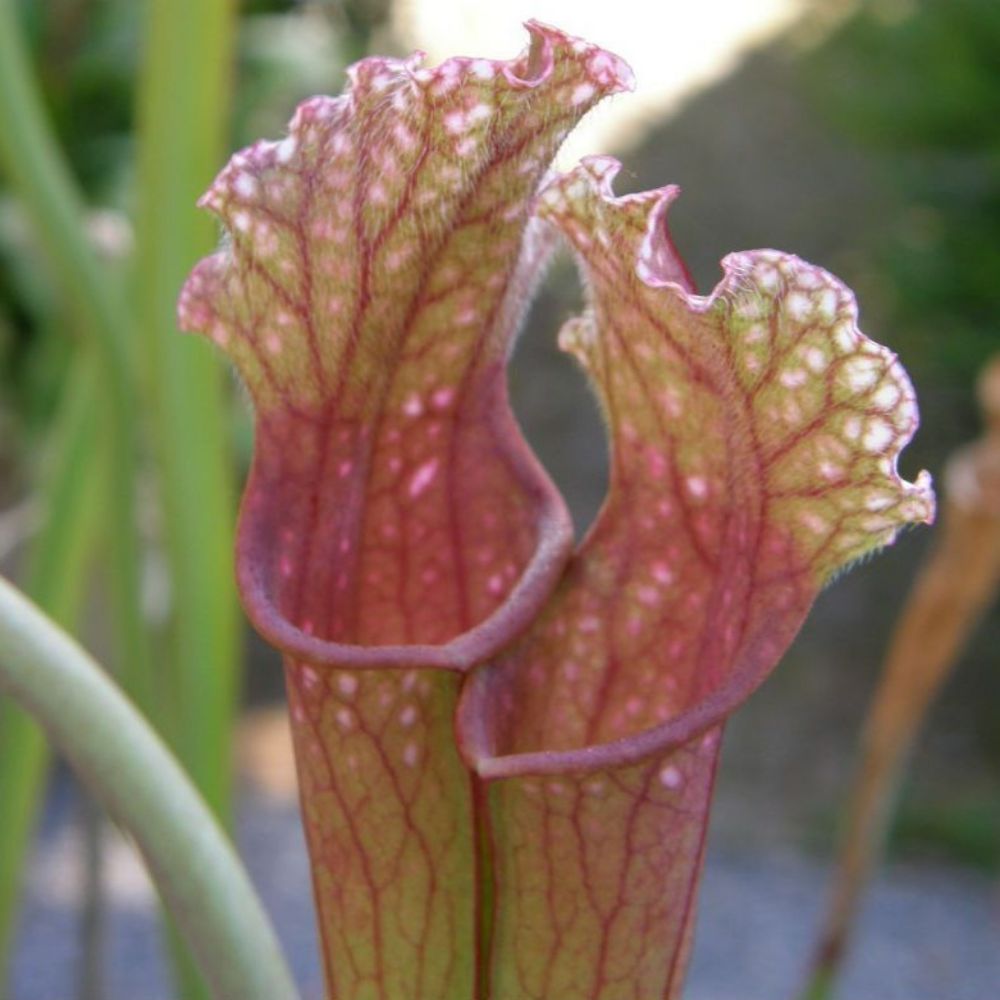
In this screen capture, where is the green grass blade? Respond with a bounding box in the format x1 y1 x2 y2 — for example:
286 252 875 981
0 576 301 1000
133 0 240 822
798 969 835 1000
0 1 156 986
0 0 153 712
0 357 104 987
133 3 241 996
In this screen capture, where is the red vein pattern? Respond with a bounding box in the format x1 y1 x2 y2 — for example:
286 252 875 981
179 26 633 1000
456 157 935 1000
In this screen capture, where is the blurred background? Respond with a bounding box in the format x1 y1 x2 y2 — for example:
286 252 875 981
0 0 997 998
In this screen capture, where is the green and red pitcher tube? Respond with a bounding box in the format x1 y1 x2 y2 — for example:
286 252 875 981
180 22 934 1000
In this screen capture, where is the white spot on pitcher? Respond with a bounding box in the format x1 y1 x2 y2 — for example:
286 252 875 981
408 458 440 499
659 765 684 790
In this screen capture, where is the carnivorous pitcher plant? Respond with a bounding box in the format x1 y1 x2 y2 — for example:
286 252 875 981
179 22 934 1000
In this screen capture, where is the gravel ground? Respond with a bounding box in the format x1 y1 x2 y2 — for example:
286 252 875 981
10 776 999 1000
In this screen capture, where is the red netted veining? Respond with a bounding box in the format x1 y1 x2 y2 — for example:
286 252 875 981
177 24 638 667
456 157 933 999
180 20 934 995
179 25 635 1000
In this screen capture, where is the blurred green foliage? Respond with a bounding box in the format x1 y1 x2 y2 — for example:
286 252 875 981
0 0 395 456
0 1 392 994
15 0 139 201
893 793 1000 871
804 0 1000 387
800 0 1000 882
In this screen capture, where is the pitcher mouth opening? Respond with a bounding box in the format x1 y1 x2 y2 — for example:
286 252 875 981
455 585 813 781
235 408 575 673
